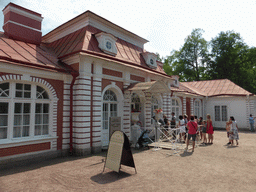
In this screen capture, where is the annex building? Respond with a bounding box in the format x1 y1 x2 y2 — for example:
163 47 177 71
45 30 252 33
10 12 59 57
0 3 255 162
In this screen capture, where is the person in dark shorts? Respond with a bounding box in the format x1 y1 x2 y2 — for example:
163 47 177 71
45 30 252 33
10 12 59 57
185 116 198 152
183 114 188 141
163 115 169 135
201 120 207 144
170 112 176 128
170 112 176 139
198 117 203 140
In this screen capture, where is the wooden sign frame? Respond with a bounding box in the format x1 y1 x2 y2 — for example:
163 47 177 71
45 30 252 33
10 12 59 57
103 131 136 174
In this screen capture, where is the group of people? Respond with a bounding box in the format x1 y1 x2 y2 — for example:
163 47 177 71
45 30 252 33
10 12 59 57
160 112 242 152
162 113 214 152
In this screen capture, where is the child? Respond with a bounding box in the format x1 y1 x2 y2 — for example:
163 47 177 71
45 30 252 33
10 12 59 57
201 120 207 144
206 114 214 144
226 119 231 145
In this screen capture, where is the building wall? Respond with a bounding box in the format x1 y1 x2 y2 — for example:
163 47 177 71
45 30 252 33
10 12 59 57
206 97 248 129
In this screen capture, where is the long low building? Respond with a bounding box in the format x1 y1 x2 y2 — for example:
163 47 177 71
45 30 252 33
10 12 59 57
0 3 255 163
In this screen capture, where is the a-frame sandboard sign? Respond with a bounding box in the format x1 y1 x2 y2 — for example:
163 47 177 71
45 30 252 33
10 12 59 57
103 131 136 174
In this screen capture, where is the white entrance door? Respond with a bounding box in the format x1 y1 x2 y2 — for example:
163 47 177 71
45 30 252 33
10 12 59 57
102 90 117 147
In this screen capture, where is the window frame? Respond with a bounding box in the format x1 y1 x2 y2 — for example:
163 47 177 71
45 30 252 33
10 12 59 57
0 81 53 142
131 93 141 112
151 96 159 117
102 90 118 130
171 98 180 118
194 99 201 118
214 105 228 122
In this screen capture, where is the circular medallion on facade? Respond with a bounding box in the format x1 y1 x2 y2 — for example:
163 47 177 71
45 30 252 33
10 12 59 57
106 41 112 50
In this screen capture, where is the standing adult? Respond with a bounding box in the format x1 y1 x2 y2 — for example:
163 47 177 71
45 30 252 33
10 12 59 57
227 116 239 145
178 115 186 142
206 114 214 144
163 115 170 135
170 112 176 128
183 114 188 141
194 116 198 123
185 116 198 152
198 117 203 140
249 114 255 132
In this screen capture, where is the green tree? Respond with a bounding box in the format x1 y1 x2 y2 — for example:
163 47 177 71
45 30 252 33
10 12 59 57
208 31 245 79
163 50 179 77
164 28 209 81
208 31 256 93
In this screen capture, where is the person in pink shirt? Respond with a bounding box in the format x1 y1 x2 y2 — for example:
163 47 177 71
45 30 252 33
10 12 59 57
185 116 198 152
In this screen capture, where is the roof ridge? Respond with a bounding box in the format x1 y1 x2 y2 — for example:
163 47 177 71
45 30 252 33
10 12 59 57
180 82 206 96
182 79 252 96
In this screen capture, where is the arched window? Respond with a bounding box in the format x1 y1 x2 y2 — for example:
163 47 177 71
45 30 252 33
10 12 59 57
102 90 118 130
0 82 51 140
131 93 141 112
171 98 180 117
103 90 117 101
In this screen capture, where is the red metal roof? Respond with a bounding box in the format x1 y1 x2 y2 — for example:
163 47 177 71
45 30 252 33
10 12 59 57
0 32 71 73
181 79 252 96
46 25 166 75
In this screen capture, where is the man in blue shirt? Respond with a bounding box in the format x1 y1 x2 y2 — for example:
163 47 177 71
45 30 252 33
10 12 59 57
249 114 255 132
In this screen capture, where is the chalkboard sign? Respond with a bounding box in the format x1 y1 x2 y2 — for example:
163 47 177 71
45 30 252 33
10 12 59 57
103 131 136 174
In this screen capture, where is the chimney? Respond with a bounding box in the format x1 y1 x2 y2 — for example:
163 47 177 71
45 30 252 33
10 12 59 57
2 3 43 44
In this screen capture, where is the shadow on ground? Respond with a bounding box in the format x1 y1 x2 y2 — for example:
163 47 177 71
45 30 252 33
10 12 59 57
180 151 193 157
0 153 106 177
91 170 132 184
0 148 146 178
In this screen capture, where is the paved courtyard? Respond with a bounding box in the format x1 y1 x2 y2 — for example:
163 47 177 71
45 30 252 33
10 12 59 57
0 131 255 192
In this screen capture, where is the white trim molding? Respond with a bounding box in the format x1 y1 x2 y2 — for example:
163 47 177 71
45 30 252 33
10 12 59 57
3 4 43 22
0 74 58 100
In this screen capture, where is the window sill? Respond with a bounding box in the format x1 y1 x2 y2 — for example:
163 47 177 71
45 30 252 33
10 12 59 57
0 136 58 149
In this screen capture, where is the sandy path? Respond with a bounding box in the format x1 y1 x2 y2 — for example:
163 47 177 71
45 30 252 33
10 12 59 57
0 131 256 192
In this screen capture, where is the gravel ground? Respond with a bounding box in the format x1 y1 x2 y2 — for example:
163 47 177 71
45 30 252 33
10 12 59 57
0 131 255 192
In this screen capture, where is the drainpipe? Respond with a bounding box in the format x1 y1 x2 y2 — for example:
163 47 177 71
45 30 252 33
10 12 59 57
90 63 94 153
70 72 79 155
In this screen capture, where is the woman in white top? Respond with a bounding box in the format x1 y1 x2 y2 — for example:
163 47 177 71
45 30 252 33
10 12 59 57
178 115 186 142
227 116 239 145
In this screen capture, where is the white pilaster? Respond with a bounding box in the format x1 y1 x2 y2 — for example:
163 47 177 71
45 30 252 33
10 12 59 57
123 71 130 89
145 92 152 128
163 93 168 116
123 92 131 137
167 94 171 119
62 77 71 150
183 97 186 115
92 64 102 149
190 98 194 116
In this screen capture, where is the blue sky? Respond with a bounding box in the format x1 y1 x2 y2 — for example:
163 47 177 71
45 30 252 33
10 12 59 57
0 0 255 58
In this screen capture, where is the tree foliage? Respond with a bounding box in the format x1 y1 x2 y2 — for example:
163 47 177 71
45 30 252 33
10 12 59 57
208 31 256 93
164 28 209 81
162 29 256 94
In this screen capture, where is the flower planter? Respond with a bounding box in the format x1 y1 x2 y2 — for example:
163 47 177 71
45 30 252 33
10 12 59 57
155 112 162 121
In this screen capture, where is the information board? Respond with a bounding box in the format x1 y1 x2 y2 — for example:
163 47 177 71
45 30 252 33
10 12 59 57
104 131 124 172
103 131 136 173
